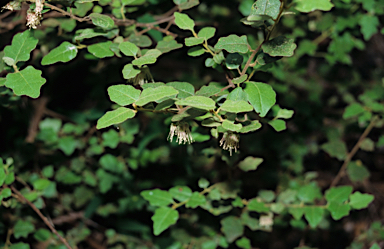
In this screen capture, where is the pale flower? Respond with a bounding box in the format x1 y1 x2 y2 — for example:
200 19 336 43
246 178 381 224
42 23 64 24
220 132 239 156
26 9 41 29
167 122 194 145
2 1 21 11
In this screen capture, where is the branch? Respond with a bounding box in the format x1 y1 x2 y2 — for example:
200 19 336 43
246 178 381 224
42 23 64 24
329 115 379 188
10 185 73 249
44 3 90 22
25 97 48 143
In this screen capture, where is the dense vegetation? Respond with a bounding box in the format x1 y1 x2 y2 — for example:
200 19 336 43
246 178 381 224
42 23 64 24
0 0 383 248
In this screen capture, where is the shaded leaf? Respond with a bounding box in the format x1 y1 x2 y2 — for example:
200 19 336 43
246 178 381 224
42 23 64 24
221 216 244 243
325 186 353 204
169 186 192 202
221 100 253 113
89 13 114 29
304 206 324 228
321 140 347 161
349 192 374 210
238 156 263 172
119 41 139 57
175 96 215 111
87 41 114 58
122 64 141 79
152 207 179 235
268 119 286 132
251 0 281 19
262 36 297 57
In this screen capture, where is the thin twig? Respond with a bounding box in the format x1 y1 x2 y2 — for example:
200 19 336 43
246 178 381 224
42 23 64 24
25 97 48 143
10 185 73 249
44 2 90 22
329 116 379 188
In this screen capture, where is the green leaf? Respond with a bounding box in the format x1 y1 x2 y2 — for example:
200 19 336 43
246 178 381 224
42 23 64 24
185 192 206 208
185 37 205 47
370 243 381 249
136 86 178 106
214 35 249 54
0 167 5 186
238 156 263 172
227 87 248 101
87 41 114 58
262 36 297 57
251 0 281 19
304 206 324 228
221 100 253 113
275 108 294 119
343 103 366 119
156 38 183 53
128 34 152 47
247 199 269 213
152 207 179 235
9 243 30 249
14 220 35 239
220 216 244 243
359 15 379 41
5 66 46 98
174 12 195 31
196 85 221 97
74 28 109 41
175 96 215 111
4 30 38 66
289 207 305 220
179 0 200 10
33 228 52 242
293 0 334 13
101 130 120 149
166 82 195 98
347 161 370 182
32 179 52 191
41 42 78 65
198 27 216 40
108 84 140 106
58 136 78 155
236 237 251 249
132 49 162 66
96 107 136 129
198 178 210 188
268 119 286 132
325 186 353 204
232 75 248 84
226 53 244 70
141 189 174 206
119 41 139 57
173 0 187 5
188 46 205 57
222 120 242 132
169 186 192 202
89 13 114 29
327 202 351 220
321 140 347 161
122 64 141 79
240 120 262 133
297 185 321 203
244 82 276 117
349 192 374 210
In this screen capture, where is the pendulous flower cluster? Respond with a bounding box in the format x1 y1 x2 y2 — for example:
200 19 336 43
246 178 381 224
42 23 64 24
168 122 194 145
220 132 240 156
26 0 43 29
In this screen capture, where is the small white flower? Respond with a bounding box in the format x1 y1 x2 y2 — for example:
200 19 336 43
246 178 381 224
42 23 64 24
2 1 21 11
167 122 194 145
220 132 239 156
35 0 43 16
26 9 41 29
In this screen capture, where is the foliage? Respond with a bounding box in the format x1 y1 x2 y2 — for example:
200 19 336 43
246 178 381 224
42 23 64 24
0 0 384 248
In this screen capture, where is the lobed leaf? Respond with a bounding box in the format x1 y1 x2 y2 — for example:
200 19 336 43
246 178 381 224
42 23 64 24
262 36 297 57
152 207 179 235
141 189 174 206
5 66 46 98
3 30 38 66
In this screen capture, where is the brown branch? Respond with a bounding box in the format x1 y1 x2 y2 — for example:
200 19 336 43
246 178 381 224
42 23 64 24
10 185 73 249
329 115 379 188
25 97 48 143
240 43 262 76
44 3 90 22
